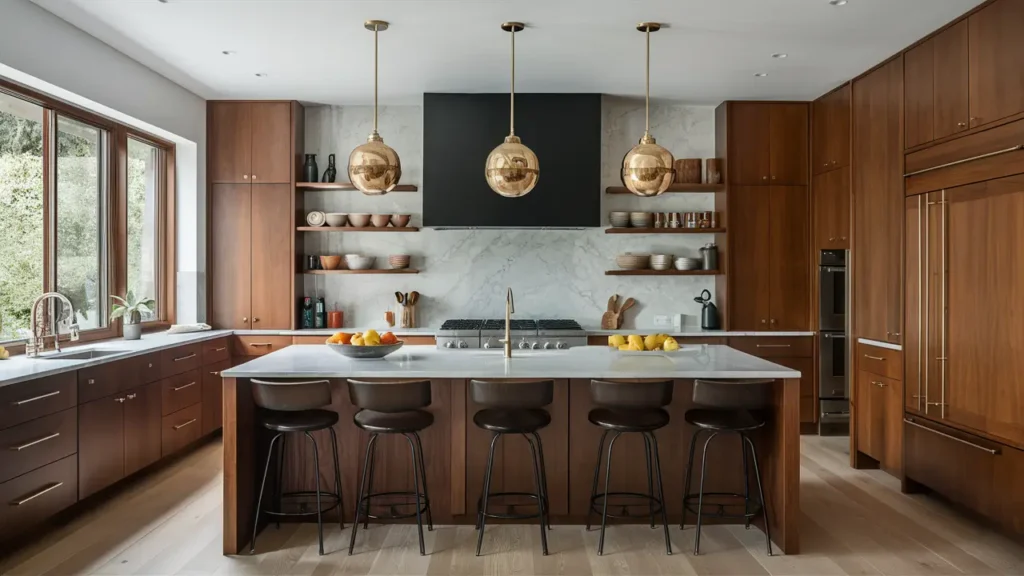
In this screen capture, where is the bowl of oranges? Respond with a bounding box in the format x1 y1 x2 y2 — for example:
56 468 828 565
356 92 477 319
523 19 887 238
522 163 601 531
325 329 403 359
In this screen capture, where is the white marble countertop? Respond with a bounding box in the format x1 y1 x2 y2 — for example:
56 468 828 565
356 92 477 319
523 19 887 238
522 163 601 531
857 338 902 351
585 328 815 337
240 328 437 337
0 330 232 387
221 344 801 380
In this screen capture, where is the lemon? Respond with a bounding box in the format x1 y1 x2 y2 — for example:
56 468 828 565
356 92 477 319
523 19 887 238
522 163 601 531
351 335 365 346
655 334 669 347
663 337 680 352
608 335 626 348
618 344 632 351
628 342 643 351
0 346 8 360
644 334 661 351
627 334 644 350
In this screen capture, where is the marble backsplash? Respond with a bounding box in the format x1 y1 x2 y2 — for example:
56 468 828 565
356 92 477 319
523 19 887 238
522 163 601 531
303 96 719 329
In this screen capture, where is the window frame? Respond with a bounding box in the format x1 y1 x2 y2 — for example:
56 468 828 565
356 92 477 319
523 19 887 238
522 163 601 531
0 77 176 350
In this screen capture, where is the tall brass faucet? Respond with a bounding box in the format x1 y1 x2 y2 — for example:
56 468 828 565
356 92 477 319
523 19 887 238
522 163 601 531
503 287 515 359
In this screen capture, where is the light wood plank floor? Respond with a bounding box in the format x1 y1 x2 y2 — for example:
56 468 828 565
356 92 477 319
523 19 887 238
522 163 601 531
2 436 1022 576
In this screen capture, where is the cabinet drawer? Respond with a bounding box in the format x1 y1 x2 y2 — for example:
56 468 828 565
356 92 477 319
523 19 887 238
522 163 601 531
0 373 77 431
0 408 77 483
78 353 159 403
202 338 231 365
202 360 230 435
0 454 78 540
232 335 291 356
135 353 162 385
162 403 202 457
161 343 203 378
728 336 813 358
857 342 903 379
160 369 202 416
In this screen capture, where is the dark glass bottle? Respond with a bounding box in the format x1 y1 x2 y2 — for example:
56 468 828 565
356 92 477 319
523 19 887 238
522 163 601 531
303 154 318 183
314 296 326 328
301 297 314 329
321 153 337 183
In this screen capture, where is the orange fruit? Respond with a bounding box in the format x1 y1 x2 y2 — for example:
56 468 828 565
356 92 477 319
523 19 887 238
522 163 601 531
380 332 398 345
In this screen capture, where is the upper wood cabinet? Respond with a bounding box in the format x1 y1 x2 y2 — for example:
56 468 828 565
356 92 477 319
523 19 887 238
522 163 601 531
813 166 850 250
969 0 1024 130
209 101 295 184
210 184 252 330
728 185 810 331
853 56 903 345
812 84 851 175
721 102 808 185
905 20 970 148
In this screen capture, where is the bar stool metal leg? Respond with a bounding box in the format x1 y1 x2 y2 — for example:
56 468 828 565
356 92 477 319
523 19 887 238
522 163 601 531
363 439 378 530
647 432 673 555
251 433 283 554
274 434 286 529
349 433 379 555
585 430 609 531
528 432 551 530
304 431 326 555
403 434 427 556
597 431 622 556
643 433 655 529
413 432 434 531
680 429 701 530
744 434 773 556
328 427 345 531
475 432 501 556
525 434 550 555
693 431 718 555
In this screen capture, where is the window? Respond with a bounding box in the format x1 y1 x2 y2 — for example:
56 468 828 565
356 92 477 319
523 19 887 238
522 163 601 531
126 138 162 321
0 92 44 341
0 81 174 346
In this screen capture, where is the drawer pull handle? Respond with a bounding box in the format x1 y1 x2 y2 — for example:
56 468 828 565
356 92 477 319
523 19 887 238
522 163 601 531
249 343 273 347
11 482 64 506
213 347 228 352
903 144 1023 177
173 353 197 362
172 382 197 392
904 418 1000 455
11 390 60 406
10 432 60 451
821 411 850 416
87 379 96 385
126 393 137 400
872 380 887 388
756 344 791 348
173 418 197 431
863 354 885 361
210 371 220 376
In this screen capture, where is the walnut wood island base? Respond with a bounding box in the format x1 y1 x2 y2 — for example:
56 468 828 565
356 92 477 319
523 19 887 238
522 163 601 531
221 345 802 555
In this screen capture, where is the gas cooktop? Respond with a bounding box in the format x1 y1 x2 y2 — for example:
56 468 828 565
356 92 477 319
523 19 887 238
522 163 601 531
436 318 586 350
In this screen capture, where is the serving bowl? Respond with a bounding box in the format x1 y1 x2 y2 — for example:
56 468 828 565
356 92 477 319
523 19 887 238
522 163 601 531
319 255 343 270
348 213 371 228
675 257 701 271
388 255 411 269
650 254 674 271
327 341 404 359
609 212 631 228
391 214 412 228
629 212 653 228
325 213 347 227
616 253 651 270
345 254 376 270
370 214 392 228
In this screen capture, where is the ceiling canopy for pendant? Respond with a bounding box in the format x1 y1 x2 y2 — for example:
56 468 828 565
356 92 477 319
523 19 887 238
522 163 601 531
621 22 675 197
348 19 402 195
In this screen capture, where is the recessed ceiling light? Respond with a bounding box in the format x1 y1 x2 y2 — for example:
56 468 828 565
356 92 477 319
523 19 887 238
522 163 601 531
772 53 788 59
221 50 236 56
255 73 267 78
829 0 848 5
754 73 768 77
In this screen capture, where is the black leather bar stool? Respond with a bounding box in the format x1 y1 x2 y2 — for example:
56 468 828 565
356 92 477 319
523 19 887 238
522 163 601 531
250 379 344 556
681 378 773 556
346 379 434 556
470 379 553 557
586 379 673 556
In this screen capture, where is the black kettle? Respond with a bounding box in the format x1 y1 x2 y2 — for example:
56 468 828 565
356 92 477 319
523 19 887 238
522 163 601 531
694 289 720 330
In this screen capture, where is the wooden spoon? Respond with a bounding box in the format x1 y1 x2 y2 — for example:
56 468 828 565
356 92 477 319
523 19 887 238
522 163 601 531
601 294 620 330
616 298 637 328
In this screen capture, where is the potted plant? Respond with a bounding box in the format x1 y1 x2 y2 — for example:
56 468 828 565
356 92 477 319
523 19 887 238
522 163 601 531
111 292 155 340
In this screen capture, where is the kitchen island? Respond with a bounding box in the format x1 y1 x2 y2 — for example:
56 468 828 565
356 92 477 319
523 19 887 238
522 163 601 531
221 345 802 554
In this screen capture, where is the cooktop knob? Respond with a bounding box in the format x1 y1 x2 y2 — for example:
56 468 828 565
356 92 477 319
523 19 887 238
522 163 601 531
530 341 540 350
543 342 554 350
483 339 493 349
458 340 469 349
518 340 530 350
556 341 568 350
445 341 455 349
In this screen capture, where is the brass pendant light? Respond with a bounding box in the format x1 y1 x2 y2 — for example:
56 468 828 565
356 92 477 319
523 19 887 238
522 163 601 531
622 22 675 197
485 22 539 198
348 20 402 195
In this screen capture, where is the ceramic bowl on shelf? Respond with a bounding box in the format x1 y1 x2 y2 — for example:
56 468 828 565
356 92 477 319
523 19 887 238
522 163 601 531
650 254 674 271
615 253 651 270
370 214 392 228
629 212 653 228
345 254 376 270
348 213 371 228
305 211 326 227
391 214 412 228
319 255 343 270
674 257 701 271
388 255 411 269
324 213 347 227
609 212 631 228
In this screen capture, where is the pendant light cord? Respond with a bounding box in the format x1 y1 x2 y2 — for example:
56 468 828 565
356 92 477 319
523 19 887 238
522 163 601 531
373 23 379 133
645 25 650 136
510 27 516 136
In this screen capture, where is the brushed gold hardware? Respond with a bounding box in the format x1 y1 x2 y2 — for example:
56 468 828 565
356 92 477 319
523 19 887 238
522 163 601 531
620 22 673 197
249 342 273 347
87 379 95 385
126 393 137 400
829 237 836 242
904 418 998 455
864 354 885 361
210 371 220 376
918 195 924 413
11 390 60 406
11 482 63 506
148 363 153 368
760 319 767 324
957 122 967 128
756 344 791 348
173 418 197 430
243 317 248 323
772 175 776 180
253 318 260 323
940 188 947 419
114 397 126 403
350 19 401 195
214 347 227 352
872 380 887 388
243 175 248 180
251 174 256 180
762 176 768 180
172 382 196 392
904 145 1023 177
173 353 197 362
770 319 777 324
10 432 60 451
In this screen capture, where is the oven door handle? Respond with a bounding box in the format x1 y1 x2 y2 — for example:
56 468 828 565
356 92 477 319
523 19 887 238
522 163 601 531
820 266 846 273
822 333 846 339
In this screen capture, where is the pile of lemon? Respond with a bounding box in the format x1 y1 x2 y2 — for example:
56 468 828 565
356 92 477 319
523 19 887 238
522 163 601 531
608 334 680 352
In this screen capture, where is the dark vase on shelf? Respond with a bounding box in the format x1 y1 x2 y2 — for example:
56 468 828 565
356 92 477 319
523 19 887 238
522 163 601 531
303 154 318 183
321 153 337 183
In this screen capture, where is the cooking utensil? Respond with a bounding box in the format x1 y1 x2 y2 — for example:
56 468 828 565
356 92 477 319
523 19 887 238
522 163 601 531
695 288 721 330
395 291 406 305
699 243 719 271
617 298 637 328
600 294 619 330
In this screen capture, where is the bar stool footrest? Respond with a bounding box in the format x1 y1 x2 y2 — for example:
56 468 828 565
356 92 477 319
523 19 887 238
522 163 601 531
264 490 342 518
683 491 762 520
478 491 546 521
357 490 430 520
590 491 665 519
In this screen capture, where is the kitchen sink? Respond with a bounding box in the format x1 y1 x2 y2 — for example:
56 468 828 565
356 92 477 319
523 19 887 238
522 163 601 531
36 348 129 360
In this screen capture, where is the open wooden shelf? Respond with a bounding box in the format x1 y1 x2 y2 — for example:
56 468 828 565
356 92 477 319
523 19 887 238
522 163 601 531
605 227 725 234
305 269 420 275
297 182 418 192
605 183 724 194
605 269 719 276
297 226 420 232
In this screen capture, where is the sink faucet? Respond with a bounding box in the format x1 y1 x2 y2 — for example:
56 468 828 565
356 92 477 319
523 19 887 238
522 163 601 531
26 292 80 358
502 287 515 359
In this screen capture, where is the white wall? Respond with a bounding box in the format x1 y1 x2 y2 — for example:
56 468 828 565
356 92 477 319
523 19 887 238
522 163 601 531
304 96 718 329
0 0 206 323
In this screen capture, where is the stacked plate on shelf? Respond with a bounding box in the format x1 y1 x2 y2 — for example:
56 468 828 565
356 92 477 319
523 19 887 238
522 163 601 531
674 257 702 271
650 254 674 271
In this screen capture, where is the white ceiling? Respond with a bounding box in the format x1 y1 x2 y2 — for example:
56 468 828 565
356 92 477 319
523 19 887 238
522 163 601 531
32 0 982 106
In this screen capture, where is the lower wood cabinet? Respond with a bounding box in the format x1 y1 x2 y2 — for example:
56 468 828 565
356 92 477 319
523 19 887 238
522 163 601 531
0 408 77 484
203 360 230 436
0 455 78 541
124 383 163 477
855 370 902 472
162 403 203 457
728 337 815 425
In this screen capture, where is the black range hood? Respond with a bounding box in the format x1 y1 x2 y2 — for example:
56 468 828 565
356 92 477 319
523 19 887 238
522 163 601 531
423 93 602 229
